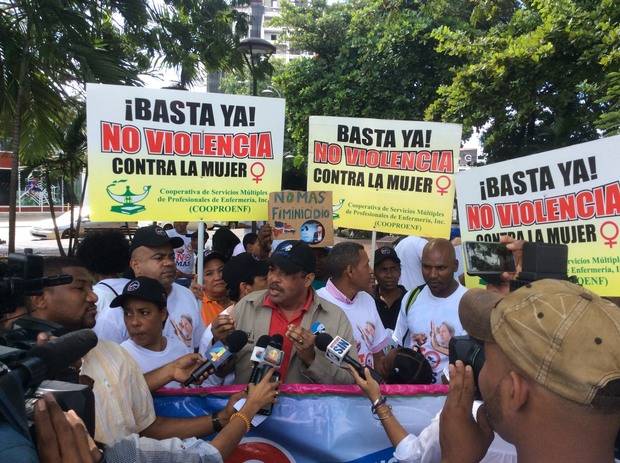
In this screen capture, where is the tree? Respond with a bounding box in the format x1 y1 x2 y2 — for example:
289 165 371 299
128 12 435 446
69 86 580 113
0 0 149 252
426 0 620 162
271 0 468 168
150 0 250 88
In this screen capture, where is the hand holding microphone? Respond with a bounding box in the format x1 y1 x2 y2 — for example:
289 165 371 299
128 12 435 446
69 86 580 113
315 333 384 384
184 330 248 386
211 313 236 343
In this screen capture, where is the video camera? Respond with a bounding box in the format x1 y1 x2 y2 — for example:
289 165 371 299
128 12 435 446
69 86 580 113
451 241 571 395
0 253 96 457
0 253 73 314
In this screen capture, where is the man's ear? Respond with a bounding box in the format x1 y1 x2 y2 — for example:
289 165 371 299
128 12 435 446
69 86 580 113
304 272 315 288
129 256 139 273
239 281 250 298
29 293 47 313
507 370 530 412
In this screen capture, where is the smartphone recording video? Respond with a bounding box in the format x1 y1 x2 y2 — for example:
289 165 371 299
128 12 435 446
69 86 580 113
464 241 516 276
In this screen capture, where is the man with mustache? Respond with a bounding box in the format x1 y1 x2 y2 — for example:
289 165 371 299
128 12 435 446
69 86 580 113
94 225 204 349
393 238 467 384
210 240 357 384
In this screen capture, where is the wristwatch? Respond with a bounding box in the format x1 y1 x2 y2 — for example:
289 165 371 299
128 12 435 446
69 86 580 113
211 412 223 433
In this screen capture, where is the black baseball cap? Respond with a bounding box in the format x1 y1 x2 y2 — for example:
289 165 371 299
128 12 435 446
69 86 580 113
374 246 401 268
204 250 228 265
386 347 433 385
110 276 167 309
270 240 316 275
223 252 268 291
130 225 184 253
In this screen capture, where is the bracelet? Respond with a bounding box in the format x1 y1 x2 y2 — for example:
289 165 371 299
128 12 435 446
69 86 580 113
371 396 387 415
230 412 251 433
375 403 393 421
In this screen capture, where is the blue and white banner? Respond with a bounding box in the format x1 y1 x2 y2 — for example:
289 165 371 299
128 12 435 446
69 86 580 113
155 385 447 463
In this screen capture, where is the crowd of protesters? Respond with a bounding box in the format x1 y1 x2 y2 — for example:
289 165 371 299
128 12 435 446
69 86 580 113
1 221 619 463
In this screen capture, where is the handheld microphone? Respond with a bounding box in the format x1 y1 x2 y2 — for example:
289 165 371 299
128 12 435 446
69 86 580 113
248 335 272 384
184 330 248 386
256 334 284 416
315 333 384 384
261 334 284 370
311 321 326 335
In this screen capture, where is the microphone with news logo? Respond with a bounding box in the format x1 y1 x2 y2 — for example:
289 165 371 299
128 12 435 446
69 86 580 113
248 334 272 384
254 334 284 416
315 332 384 384
184 330 248 386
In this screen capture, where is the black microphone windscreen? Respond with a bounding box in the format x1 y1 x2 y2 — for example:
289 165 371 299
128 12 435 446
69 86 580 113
315 333 333 352
256 335 271 349
28 329 98 376
270 333 284 349
226 330 249 353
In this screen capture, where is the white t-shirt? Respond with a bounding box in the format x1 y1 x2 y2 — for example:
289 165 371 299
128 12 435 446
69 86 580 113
120 337 192 388
93 278 129 315
318 282 391 368
393 401 517 463
94 282 205 350
167 229 194 276
395 236 428 291
232 242 245 257
393 283 467 383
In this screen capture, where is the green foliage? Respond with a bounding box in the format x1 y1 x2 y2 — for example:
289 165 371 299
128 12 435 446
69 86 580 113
272 0 467 163
427 0 619 161
150 0 250 87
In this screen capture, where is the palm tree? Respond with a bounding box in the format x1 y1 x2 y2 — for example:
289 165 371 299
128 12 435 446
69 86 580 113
0 0 148 252
150 0 250 88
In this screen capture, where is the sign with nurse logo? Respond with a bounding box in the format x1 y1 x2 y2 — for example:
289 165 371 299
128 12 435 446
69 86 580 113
268 190 333 246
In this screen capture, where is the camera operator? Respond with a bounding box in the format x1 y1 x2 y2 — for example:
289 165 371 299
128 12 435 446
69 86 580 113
23 256 255 445
440 273 620 463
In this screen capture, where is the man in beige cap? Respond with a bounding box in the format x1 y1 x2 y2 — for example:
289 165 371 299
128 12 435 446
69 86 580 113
440 279 620 463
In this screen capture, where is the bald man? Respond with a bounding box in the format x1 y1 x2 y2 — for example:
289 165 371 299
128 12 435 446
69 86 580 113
393 238 467 384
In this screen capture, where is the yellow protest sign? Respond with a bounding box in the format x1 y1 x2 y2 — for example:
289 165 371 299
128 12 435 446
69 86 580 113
307 116 462 237
456 136 620 296
268 191 334 246
86 84 284 221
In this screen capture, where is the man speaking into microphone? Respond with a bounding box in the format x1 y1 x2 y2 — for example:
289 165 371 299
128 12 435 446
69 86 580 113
212 240 357 384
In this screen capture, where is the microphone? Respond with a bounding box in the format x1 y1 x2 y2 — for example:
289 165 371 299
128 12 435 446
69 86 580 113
248 335 272 384
311 321 326 335
255 334 284 416
315 333 384 384
260 334 284 370
184 330 248 386
15 329 98 388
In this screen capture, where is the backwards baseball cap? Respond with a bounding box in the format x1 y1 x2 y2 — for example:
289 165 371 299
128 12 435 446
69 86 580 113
110 276 167 309
374 246 400 268
223 252 269 297
459 279 620 406
130 225 184 253
270 240 316 275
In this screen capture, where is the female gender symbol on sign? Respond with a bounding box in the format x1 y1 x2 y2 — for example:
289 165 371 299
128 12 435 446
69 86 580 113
599 221 619 248
435 175 452 196
250 162 265 183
